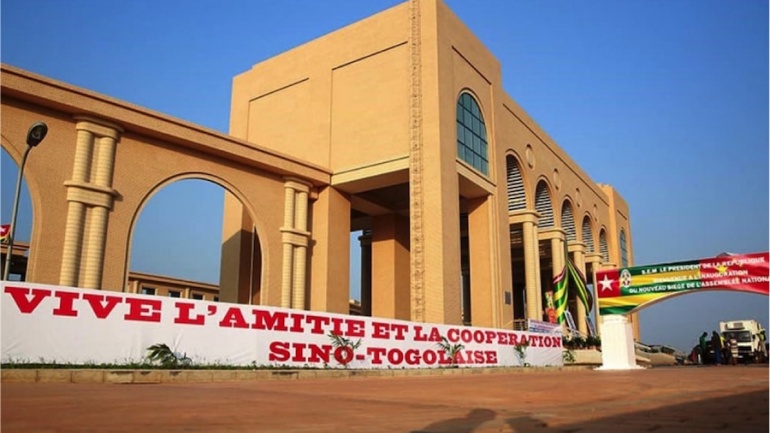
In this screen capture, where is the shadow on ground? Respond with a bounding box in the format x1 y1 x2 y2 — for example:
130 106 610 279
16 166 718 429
410 390 768 433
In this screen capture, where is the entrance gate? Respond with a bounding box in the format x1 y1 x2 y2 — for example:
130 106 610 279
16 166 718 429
596 252 769 370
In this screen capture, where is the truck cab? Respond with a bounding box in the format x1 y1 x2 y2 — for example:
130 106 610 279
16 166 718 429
720 319 767 363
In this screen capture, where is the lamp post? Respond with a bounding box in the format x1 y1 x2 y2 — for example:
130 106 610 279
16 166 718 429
3 122 48 281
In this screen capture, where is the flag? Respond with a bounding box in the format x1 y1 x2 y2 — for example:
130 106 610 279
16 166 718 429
552 266 569 324
552 245 594 325
0 224 9 243
567 257 593 314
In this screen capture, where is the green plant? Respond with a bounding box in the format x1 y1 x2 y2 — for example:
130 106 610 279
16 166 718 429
513 340 530 366
146 343 191 368
436 336 465 366
562 349 575 364
328 333 362 351
328 332 362 368
585 335 601 349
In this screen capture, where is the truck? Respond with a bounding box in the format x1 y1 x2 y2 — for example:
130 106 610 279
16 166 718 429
720 319 768 363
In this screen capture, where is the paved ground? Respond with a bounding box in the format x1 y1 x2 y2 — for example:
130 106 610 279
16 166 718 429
2 365 768 433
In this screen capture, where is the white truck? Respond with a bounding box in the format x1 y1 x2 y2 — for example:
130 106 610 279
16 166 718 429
720 319 767 363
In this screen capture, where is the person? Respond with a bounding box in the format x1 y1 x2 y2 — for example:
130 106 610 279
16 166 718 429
699 332 708 364
720 333 729 364
729 337 739 365
711 331 723 365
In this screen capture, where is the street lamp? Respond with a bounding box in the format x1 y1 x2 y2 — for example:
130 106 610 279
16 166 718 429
3 121 48 280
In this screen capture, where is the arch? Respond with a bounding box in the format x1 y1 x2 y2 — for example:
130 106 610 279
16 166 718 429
581 215 595 253
1 140 43 280
599 228 609 262
124 172 268 300
456 91 489 175
505 154 527 211
560 199 576 242
620 230 629 267
534 180 554 228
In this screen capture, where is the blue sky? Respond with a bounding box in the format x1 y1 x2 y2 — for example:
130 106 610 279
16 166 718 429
2 0 767 352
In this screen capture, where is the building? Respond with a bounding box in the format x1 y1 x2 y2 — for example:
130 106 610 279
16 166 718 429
0 0 637 337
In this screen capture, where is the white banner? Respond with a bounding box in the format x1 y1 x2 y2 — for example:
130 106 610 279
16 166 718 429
1 282 563 368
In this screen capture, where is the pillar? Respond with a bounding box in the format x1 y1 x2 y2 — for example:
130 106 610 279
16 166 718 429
60 117 122 289
569 241 588 336
516 211 541 321
359 231 372 316
308 186 350 314
280 184 295 308
82 135 118 289
371 214 411 320
468 196 495 328
280 177 312 310
59 127 93 286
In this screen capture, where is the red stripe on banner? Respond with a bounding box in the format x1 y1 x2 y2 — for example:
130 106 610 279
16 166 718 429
700 252 769 295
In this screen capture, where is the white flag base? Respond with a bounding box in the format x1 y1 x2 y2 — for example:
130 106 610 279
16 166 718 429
596 314 644 370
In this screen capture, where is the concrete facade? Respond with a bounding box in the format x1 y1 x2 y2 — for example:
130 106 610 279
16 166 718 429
0 0 636 335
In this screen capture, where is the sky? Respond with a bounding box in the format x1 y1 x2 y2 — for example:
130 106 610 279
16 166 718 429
1 0 768 353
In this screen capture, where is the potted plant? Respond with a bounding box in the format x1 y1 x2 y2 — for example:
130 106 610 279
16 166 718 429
437 336 464 367
513 340 530 366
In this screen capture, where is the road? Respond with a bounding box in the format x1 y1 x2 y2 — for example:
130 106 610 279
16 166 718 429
2 365 768 432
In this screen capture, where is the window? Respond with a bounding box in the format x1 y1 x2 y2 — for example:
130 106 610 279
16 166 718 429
168 290 181 298
140 287 156 296
191 293 204 300
620 230 629 267
456 92 488 175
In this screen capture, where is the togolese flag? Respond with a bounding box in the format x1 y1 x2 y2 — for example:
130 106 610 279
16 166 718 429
552 245 593 324
567 257 593 314
553 266 568 324
0 224 9 243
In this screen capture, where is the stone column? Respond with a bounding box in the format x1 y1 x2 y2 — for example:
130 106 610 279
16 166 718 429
59 127 93 286
569 241 588 335
359 231 372 316
82 135 118 289
280 184 296 308
516 211 541 321
280 178 312 310
291 189 309 310
60 117 121 289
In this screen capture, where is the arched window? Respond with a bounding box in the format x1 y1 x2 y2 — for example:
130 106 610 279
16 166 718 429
581 216 594 253
506 155 526 211
456 92 488 175
534 181 554 228
561 201 576 242
620 230 628 267
599 229 609 262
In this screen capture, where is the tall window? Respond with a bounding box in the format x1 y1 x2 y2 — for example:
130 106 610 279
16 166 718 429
599 230 609 262
620 230 628 267
456 92 488 175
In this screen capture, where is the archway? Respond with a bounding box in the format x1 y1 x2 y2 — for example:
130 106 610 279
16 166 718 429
1 147 35 281
596 251 769 370
128 177 263 305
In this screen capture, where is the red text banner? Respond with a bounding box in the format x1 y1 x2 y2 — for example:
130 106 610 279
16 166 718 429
1 282 563 368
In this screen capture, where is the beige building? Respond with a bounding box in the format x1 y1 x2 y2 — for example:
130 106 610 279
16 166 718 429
0 0 636 337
